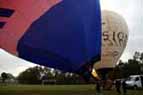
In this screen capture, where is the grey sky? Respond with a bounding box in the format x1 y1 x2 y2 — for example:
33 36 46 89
0 0 143 76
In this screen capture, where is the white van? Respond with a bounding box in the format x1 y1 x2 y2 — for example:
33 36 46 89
126 75 143 88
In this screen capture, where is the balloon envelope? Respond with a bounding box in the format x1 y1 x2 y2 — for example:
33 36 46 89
0 0 101 73
94 10 128 69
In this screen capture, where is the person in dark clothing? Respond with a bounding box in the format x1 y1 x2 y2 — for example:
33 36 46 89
122 79 127 95
141 76 143 87
115 79 121 94
95 80 103 95
96 80 101 93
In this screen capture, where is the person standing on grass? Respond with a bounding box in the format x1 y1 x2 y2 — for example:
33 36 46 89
96 80 103 95
115 79 121 94
96 80 101 93
122 79 127 95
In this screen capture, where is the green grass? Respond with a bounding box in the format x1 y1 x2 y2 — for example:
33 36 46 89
0 84 143 95
0 85 95 95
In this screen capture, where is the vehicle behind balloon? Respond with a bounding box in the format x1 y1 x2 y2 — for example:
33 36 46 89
126 75 143 89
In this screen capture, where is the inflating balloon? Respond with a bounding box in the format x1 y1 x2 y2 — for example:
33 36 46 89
94 10 128 69
0 0 101 73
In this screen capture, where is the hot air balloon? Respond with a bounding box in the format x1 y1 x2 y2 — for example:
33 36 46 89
0 0 101 74
92 10 128 84
94 10 128 70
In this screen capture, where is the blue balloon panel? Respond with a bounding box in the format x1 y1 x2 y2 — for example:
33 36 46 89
17 0 101 72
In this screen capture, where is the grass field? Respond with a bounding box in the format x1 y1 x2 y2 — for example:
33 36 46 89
0 84 143 95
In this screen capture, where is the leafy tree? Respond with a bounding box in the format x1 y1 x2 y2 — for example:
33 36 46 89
113 51 143 79
17 66 41 84
7 73 15 79
1 72 8 83
133 51 140 61
140 52 143 64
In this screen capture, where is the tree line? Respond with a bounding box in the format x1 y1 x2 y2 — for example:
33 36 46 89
17 66 86 84
111 51 143 79
1 51 143 84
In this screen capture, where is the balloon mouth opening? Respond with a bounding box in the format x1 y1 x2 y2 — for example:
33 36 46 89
75 55 101 81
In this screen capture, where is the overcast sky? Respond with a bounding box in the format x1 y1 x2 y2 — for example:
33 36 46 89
0 0 143 76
